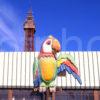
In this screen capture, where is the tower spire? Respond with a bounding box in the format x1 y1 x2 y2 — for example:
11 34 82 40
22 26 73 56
24 9 36 51
24 9 35 30
27 8 33 20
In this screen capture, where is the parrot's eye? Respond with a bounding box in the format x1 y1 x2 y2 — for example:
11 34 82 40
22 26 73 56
46 40 51 45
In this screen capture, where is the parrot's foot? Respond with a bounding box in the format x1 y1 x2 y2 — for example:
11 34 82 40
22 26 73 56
50 87 56 92
39 87 46 92
34 87 38 92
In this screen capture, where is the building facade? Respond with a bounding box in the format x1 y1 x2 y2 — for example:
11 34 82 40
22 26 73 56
0 10 100 100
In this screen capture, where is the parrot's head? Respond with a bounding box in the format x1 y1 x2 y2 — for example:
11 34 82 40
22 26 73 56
41 35 61 54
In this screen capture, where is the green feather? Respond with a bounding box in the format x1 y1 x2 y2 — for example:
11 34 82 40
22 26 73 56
33 57 39 76
57 53 77 67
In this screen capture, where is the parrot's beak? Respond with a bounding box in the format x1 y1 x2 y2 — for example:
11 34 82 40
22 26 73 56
52 39 61 54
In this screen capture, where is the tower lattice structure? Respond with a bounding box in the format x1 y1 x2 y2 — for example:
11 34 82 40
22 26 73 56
24 9 36 51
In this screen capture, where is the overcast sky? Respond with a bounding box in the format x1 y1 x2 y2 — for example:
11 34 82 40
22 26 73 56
0 0 100 51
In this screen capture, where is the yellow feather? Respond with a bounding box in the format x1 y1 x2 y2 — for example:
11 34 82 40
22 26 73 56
57 59 66 67
39 57 56 81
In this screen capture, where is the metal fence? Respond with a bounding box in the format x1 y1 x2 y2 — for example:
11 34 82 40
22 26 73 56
0 89 99 100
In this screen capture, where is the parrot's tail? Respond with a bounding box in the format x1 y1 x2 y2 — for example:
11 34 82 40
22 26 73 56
34 76 41 87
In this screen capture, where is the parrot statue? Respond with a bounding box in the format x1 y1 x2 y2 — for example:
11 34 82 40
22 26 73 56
33 35 82 92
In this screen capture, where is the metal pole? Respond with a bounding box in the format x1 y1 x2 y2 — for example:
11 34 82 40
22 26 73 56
0 90 1 99
94 90 99 100
8 89 13 100
42 93 45 100
46 89 50 100
52 92 55 100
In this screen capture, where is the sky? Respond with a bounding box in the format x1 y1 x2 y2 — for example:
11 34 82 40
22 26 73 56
0 0 100 51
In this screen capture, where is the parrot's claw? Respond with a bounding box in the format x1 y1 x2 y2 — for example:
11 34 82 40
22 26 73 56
34 88 38 92
39 87 46 92
50 87 56 92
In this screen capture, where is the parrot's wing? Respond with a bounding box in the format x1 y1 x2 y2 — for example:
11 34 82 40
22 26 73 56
57 53 82 85
33 57 41 87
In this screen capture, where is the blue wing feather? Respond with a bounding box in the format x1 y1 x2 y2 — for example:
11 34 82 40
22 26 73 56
65 65 72 74
71 72 82 84
57 64 82 85
57 64 72 74
34 75 41 87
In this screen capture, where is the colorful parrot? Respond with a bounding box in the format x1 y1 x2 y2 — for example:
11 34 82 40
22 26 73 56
33 35 82 92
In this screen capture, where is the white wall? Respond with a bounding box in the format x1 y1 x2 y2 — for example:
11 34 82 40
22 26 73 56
0 51 100 89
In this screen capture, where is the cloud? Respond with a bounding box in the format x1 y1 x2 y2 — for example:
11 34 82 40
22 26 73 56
0 4 18 24
0 3 23 51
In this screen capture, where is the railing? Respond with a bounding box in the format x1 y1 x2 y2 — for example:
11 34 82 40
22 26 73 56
0 89 99 100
